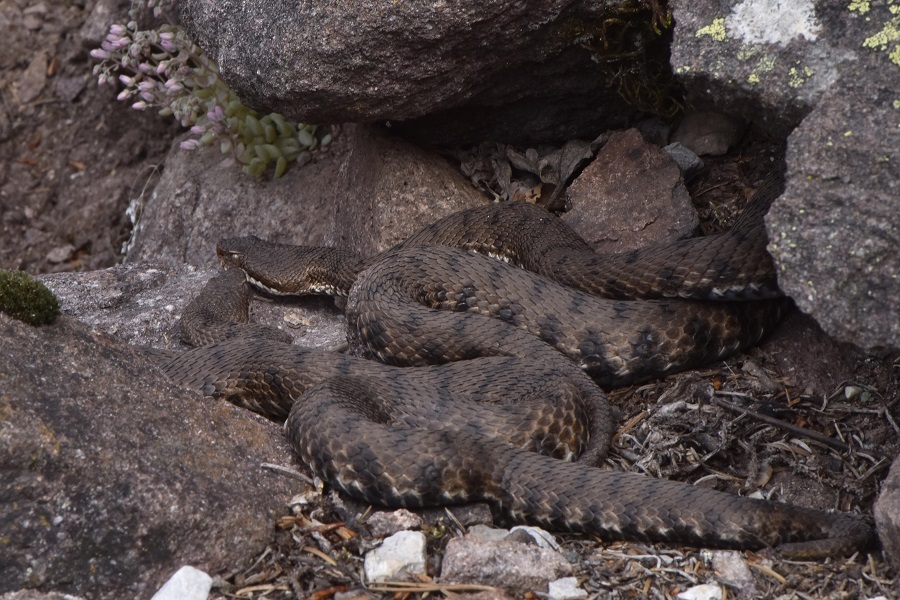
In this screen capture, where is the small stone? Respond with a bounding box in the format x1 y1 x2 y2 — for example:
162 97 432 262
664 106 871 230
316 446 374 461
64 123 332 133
548 576 588 600
334 589 376 600
439 531 572 594
711 551 754 588
467 524 510 543
150 566 212 600
46 244 75 264
15 51 48 104
367 508 424 537
363 530 427 582
508 525 561 551
564 128 698 255
663 142 704 180
874 454 900 570
676 583 723 600
670 112 746 157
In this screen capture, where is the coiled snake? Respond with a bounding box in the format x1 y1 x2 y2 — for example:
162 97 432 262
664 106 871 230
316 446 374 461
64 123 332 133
160 181 874 559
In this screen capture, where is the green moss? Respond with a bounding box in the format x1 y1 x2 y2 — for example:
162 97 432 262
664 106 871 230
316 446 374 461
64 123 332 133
0 270 60 325
564 0 683 119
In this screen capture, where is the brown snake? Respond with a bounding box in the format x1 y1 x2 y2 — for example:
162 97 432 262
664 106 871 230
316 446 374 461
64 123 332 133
160 180 874 558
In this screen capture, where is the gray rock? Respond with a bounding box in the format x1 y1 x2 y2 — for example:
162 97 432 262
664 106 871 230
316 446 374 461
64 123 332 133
127 124 486 267
766 62 899 352
363 531 427 582
676 584 723 600
0 592 86 600
439 531 572 594
669 0 899 350
875 454 900 570
547 577 588 600
79 0 125 47
175 1 656 145
563 129 699 254
710 551 755 593
150 566 212 600
0 313 297 599
669 0 887 136
39 263 345 351
366 509 424 538
670 112 745 157
663 142 705 180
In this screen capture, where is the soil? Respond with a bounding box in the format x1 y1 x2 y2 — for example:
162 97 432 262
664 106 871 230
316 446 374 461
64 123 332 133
2 1 898 599
0 0 179 274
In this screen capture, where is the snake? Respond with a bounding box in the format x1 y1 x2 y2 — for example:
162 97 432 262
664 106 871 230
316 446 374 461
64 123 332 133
159 179 874 559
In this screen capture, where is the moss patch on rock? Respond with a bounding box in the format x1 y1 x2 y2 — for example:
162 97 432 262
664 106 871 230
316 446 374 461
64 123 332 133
0 269 60 325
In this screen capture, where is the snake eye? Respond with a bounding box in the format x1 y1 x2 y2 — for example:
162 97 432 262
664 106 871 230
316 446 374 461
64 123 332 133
216 247 244 267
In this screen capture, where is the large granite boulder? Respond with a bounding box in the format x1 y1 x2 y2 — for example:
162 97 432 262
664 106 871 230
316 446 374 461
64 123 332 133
127 124 487 267
175 1 672 146
766 65 899 352
671 0 900 351
0 312 296 599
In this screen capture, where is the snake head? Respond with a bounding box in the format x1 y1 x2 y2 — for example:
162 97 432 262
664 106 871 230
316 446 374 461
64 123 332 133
216 236 259 269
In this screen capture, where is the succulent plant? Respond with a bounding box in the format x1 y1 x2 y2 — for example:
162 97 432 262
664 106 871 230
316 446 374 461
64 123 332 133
91 16 329 178
0 270 60 326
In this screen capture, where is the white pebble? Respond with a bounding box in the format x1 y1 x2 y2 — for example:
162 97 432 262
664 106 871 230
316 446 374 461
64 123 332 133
364 530 427 582
677 583 723 600
150 565 212 600
548 576 588 600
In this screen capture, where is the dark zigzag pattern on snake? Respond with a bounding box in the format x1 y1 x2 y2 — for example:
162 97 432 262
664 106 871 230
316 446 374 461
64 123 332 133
161 180 874 558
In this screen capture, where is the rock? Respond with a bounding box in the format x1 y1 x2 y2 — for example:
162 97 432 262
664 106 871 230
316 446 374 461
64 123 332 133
333 590 376 600
676 584 723 600
14 50 48 104
127 124 486 267
363 531 427 582
366 508 424 538
439 530 572 594
150 566 212 600
670 0 899 351
711 551 754 590
0 313 297 599
663 142 705 180
670 112 746 156
547 577 588 600
78 0 124 47
325 126 486 258
39 263 345 351
174 1 667 145
874 454 900 570
766 61 899 352
467 524 512 544
0 593 87 600
508 526 562 552
669 0 894 136
45 244 75 264
563 129 699 254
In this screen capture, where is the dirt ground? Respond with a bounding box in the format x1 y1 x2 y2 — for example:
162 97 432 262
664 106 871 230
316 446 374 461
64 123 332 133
2 1 899 599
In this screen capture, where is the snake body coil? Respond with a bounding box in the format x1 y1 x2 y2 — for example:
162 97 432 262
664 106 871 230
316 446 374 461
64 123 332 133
162 188 874 558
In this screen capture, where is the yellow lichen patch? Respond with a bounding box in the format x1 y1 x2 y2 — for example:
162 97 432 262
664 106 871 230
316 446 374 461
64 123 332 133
696 18 727 41
746 54 776 85
850 0 900 67
863 18 899 50
849 0 870 14
789 64 815 87
737 45 758 60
